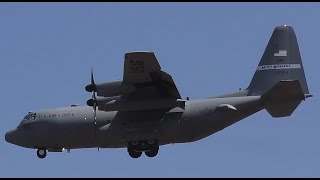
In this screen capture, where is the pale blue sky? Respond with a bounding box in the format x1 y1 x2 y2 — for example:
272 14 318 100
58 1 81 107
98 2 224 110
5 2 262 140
0 2 319 178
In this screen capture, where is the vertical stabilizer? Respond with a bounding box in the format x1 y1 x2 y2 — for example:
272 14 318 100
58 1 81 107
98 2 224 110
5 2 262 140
247 25 311 117
248 25 309 96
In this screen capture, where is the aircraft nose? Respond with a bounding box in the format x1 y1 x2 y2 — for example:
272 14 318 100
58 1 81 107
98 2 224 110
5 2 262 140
5 129 17 144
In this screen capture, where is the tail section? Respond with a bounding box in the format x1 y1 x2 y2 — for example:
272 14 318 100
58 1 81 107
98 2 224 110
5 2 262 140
247 25 311 117
261 80 307 117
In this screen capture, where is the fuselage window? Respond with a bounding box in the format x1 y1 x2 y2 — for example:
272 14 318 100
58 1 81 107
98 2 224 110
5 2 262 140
18 113 37 127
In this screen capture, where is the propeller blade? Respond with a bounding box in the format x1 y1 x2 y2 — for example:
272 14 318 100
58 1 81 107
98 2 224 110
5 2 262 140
92 90 97 137
94 101 97 137
85 67 96 92
91 67 95 86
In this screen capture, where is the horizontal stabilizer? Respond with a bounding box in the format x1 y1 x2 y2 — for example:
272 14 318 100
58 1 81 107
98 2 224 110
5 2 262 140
262 80 307 117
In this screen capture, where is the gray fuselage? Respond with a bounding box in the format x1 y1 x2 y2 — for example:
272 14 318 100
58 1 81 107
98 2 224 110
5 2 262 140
5 95 263 150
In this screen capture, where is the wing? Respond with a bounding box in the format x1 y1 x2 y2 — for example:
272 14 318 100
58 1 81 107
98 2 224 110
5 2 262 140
122 52 181 100
93 51 185 113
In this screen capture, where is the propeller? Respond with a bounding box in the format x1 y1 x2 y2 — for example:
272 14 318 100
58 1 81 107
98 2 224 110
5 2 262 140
86 68 98 137
85 67 97 93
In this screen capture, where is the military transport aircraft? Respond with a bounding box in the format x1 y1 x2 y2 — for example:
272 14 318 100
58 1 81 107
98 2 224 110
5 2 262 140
5 25 312 159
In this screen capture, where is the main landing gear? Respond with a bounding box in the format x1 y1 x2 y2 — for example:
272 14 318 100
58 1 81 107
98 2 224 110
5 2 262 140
127 139 159 158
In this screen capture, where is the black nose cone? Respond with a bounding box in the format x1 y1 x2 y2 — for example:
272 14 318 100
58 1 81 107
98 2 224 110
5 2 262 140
5 129 15 144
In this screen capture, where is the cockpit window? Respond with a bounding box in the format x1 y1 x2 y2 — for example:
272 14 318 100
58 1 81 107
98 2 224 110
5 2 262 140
18 112 36 127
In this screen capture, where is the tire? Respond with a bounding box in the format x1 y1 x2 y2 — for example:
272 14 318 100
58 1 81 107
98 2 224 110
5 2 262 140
145 148 158 158
128 148 142 158
37 148 47 159
147 139 155 145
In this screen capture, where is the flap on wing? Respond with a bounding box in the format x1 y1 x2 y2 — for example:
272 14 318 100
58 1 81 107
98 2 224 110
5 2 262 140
149 70 181 99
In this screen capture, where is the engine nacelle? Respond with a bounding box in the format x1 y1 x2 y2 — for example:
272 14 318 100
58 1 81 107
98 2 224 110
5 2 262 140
95 81 123 97
87 96 121 111
86 80 134 97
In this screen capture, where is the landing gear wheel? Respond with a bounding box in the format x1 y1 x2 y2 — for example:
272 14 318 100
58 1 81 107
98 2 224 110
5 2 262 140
132 140 139 146
37 148 47 159
145 146 159 158
147 139 155 145
128 148 142 158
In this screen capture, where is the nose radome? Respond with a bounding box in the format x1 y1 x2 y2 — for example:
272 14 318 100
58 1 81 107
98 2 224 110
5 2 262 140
5 128 31 148
5 129 16 144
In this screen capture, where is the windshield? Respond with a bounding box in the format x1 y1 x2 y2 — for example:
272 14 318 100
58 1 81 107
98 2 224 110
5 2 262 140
18 112 36 127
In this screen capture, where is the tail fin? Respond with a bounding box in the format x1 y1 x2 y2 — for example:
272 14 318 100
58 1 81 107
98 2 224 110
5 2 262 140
247 25 311 117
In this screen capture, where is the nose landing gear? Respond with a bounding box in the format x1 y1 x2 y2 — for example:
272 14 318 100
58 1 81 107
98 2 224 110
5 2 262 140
36 148 66 159
37 148 47 159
